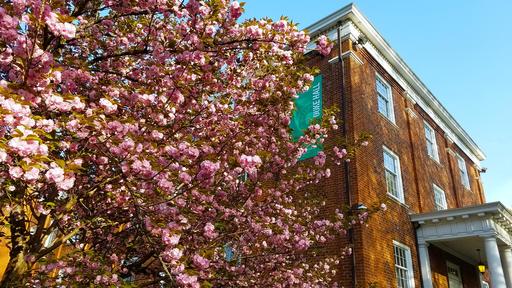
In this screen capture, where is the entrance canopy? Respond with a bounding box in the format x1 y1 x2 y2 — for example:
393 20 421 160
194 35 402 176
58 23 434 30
411 202 512 288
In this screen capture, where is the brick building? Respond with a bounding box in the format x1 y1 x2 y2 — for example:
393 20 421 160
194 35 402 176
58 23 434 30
304 4 512 288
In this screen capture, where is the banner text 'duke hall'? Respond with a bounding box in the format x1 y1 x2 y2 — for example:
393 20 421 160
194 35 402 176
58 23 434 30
290 75 323 160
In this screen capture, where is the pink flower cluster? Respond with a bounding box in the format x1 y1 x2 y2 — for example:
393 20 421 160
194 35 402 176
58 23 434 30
203 222 217 239
197 160 220 184
315 35 334 56
229 1 243 19
44 11 76 40
176 273 199 288
45 164 75 191
99 98 118 114
238 154 262 175
192 254 209 270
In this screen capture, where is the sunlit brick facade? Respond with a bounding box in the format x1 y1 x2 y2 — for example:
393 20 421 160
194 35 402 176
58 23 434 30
305 4 512 288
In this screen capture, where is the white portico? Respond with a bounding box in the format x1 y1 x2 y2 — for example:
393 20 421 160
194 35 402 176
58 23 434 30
411 202 512 288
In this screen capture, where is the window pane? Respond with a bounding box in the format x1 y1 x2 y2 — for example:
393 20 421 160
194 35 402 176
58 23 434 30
394 245 411 288
434 187 447 210
426 140 434 156
376 76 393 121
457 155 470 188
386 171 398 197
383 151 396 172
378 94 389 116
424 124 431 138
376 78 389 97
424 123 439 161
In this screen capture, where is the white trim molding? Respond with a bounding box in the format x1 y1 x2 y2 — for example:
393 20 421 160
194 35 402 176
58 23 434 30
304 4 486 165
411 202 512 246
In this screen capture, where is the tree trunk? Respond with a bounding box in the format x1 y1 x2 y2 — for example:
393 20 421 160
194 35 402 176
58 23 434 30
0 250 28 288
1 208 29 288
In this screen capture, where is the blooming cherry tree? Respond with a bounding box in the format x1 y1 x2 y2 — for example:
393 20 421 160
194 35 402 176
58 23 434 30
0 0 376 287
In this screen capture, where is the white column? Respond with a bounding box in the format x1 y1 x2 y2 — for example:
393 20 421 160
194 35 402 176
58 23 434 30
484 236 507 287
418 242 433 288
500 247 512 288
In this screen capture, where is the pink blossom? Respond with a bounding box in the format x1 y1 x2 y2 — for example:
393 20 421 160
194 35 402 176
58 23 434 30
239 154 262 169
295 238 311 251
45 12 76 40
203 222 217 239
23 167 40 181
0 149 7 162
151 130 164 140
192 254 210 269
197 160 220 182
333 146 348 159
9 166 23 178
380 203 387 211
162 230 180 246
315 35 333 56
99 98 117 114
162 248 183 262
229 1 242 19
45 165 65 183
246 25 263 38
176 273 199 288
179 171 192 183
56 175 75 190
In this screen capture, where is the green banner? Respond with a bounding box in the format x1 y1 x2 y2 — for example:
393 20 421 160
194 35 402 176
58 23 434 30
290 75 323 160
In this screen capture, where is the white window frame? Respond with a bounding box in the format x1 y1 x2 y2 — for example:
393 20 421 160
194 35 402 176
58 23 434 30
383 146 404 203
433 184 447 211
393 241 415 288
424 122 440 162
455 154 470 189
376 74 395 123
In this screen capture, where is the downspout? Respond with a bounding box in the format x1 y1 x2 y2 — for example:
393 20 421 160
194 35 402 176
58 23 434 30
336 21 356 288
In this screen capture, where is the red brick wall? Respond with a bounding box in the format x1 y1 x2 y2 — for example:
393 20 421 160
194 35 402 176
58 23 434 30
305 43 354 288
304 37 485 287
346 43 421 288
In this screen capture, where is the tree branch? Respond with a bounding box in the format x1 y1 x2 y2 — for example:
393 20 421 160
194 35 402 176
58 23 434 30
35 227 81 261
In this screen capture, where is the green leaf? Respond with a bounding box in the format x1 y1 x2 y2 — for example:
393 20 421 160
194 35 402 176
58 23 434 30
55 159 66 168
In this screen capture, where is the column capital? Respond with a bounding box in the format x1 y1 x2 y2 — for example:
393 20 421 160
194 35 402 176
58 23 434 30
483 233 499 241
417 242 430 248
500 246 512 252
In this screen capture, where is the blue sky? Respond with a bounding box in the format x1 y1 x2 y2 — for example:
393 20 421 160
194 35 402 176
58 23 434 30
243 0 512 206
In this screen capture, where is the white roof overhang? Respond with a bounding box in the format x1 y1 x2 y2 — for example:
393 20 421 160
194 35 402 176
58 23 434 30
411 202 512 246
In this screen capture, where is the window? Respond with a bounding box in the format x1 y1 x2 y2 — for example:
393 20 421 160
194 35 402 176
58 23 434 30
383 146 404 202
376 74 395 122
456 154 470 189
393 241 415 288
424 122 439 162
433 184 447 210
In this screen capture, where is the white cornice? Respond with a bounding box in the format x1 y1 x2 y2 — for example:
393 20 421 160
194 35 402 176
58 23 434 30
411 202 512 246
304 4 486 165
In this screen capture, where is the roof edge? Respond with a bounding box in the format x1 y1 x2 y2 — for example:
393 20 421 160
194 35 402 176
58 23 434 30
410 201 511 222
